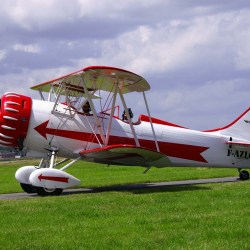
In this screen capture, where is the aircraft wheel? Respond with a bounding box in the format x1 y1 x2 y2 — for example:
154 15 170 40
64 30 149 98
35 187 63 196
239 170 250 181
20 183 36 194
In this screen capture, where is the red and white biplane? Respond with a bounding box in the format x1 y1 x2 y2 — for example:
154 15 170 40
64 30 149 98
0 66 249 196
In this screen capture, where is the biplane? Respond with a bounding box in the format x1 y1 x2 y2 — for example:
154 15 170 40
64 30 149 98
0 65 249 196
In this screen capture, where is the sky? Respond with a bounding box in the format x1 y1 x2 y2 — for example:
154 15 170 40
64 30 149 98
1 0 250 130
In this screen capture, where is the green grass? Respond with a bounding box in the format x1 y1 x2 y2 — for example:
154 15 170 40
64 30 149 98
1 182 250 249
0 159 249 249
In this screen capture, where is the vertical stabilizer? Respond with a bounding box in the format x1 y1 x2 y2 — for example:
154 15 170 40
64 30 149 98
213 108 250 141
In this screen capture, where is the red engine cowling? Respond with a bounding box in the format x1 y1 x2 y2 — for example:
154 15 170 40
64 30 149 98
0 93 32 149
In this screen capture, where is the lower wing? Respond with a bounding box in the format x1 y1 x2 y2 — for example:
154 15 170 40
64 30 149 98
79 144 170 167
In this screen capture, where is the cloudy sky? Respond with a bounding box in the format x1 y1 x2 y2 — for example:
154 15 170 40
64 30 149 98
1 0 250 130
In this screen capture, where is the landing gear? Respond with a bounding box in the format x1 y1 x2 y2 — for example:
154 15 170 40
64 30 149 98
20 183 36 194
34 148 64 196
35 187 63 196
239 170 250 181
20 183 62 196
238 168 250 181
15 148 81 197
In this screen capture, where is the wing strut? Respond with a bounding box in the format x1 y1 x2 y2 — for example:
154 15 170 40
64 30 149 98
105 83 118 146
118 86 140 147
81 76 106 145
143 91 160 152
52 82 64 114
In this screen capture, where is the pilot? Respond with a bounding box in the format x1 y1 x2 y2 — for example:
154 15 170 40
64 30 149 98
82 101 91 114
122 108 133 121
122 110 127 121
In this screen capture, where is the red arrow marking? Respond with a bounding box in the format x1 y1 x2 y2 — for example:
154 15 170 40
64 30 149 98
34 120 49 139
34 120 208 163
38 174 69 183
34 120 95 141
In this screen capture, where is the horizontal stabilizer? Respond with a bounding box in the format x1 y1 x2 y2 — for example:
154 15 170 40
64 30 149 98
226 141 250 147
79 144 171 167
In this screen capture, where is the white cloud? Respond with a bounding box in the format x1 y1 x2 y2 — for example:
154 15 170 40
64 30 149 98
147 78 250 130
77 0 164 17
4 0 79 31
3 0 163 31
0 50 6 60
77 10 248 74
234 32 250 70
12 43 41 53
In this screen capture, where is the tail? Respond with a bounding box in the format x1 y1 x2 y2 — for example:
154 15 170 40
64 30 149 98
206 107 250 141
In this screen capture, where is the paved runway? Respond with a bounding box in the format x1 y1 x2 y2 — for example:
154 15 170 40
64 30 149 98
0 176 239 200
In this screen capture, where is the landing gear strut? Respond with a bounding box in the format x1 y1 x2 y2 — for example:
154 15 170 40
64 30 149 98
34 148 63 196
238 169 250 181
35 148 64 196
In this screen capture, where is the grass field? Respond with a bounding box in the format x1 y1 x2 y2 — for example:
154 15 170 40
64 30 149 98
0 159 250 249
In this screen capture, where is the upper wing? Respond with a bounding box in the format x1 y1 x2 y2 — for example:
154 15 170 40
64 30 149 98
31 66 150 94
79 144 170 167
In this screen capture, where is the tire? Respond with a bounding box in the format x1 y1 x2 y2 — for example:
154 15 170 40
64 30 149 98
20 183 36 194
35 187 63 196
239 170 250 181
